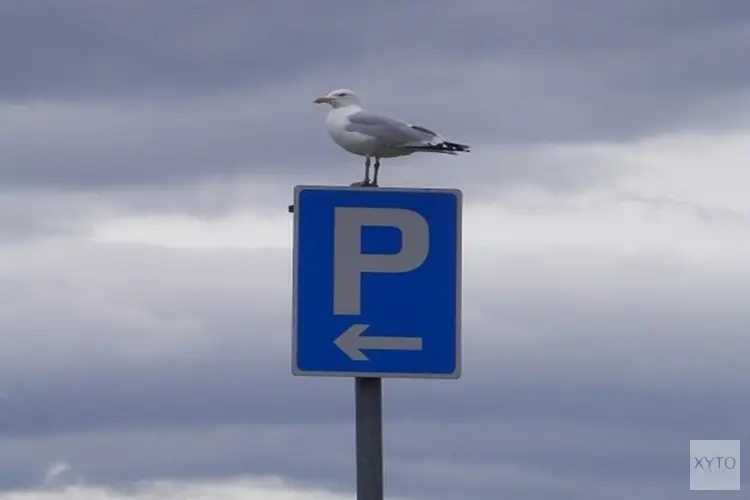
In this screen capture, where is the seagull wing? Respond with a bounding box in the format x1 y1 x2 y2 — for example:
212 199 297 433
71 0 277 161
345 110 444 147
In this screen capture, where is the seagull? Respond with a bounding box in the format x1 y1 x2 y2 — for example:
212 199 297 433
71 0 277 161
314 89 470 187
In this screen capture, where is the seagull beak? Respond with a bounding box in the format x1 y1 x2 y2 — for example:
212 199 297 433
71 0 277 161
314 96 331 104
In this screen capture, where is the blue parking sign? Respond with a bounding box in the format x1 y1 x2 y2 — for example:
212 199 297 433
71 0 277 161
292 185 462 378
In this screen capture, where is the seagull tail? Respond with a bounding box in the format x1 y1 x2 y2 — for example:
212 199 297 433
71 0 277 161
405 141 471 154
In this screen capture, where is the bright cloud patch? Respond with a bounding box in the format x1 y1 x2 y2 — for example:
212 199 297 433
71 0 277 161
0 477 358 500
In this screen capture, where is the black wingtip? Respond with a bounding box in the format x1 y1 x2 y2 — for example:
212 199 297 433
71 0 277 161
441 141 471 153
408 141 471 153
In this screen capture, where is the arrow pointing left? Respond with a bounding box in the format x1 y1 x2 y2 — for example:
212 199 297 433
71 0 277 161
334 324 423 361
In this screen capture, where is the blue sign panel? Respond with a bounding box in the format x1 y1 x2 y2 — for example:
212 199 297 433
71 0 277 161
292 185 462 378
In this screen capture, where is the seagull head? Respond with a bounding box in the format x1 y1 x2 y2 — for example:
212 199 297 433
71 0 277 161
314 89 361 108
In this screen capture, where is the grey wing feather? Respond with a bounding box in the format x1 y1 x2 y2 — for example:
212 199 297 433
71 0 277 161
410 125 439 136
346 111 439 146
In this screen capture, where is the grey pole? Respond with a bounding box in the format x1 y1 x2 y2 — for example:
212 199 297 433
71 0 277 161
356 376 384 500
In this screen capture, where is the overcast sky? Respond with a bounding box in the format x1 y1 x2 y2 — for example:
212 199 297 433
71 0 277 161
1 1 749 499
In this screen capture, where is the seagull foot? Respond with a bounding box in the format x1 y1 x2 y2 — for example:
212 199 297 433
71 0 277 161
351 180 377 187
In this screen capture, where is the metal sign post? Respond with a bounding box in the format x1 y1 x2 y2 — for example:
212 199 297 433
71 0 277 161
356 377 383 500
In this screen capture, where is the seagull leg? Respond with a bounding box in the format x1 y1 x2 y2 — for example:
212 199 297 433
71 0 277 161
372 157 381 187
363 156 371 186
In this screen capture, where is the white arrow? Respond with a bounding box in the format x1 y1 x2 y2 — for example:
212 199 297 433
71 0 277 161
334 324 423 361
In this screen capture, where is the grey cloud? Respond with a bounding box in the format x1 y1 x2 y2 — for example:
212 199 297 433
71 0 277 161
0 0 363 102
0 191 96 241
0 174 314 243
0 108 624 229
0 1 748 194
0 240 748 499
1 1 747 101
0 419 732 499
0 92 334 189
616 192 750 227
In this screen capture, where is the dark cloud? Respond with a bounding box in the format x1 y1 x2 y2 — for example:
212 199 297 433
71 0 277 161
0 1 748 193
1 1 747 101
0 0 355 101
